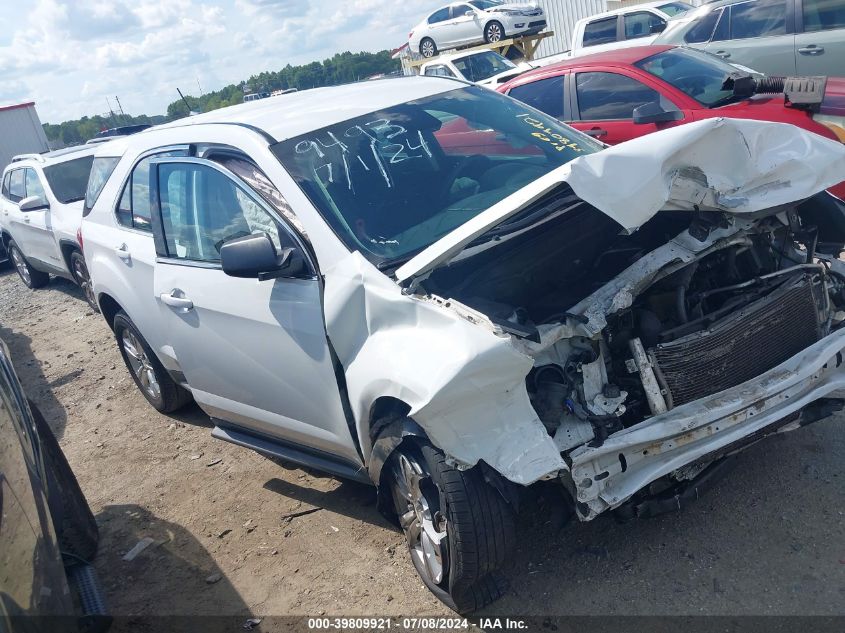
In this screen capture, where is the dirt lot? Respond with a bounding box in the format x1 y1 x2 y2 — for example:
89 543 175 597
0 266 843 622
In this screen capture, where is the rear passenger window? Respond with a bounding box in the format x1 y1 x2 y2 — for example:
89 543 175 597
116 150 187 232
583 17 618 47
624 12 665 39
803 0 845 31
576 72 663 120
156 162 283 263
729 0 786 39
9 170 25 202
429 8 450 23
508 75 566 119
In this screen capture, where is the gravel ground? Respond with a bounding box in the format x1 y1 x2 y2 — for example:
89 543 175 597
0 265 843 622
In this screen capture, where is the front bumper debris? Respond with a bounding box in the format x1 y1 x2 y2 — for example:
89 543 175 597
568 328 845 520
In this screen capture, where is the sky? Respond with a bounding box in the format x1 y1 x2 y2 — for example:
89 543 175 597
0 0 444 124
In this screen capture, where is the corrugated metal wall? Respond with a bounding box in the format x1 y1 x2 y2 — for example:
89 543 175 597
512 0 608 55
0 105 50 172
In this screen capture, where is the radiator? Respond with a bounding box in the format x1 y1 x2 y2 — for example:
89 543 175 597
650 274 826 407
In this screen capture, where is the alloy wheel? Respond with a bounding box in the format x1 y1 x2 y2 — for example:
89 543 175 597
11 248 31 286
392 452 448 585
121 330 161 400
421 40 435 57
487 23 502 41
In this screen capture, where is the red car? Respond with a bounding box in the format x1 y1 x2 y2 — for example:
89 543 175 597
499 45 845 198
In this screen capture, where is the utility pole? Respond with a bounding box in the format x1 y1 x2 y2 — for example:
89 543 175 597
105 97 118 126
176 88 194 116
196 77 203 95
115 96 126 123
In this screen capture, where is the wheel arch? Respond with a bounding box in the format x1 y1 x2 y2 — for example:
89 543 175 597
58 239 81 277
97 292 124 330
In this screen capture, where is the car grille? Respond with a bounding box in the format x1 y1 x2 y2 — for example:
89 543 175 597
528 20 546 27
650 273 826 407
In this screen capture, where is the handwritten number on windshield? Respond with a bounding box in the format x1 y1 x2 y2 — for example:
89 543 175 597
295 119 433 191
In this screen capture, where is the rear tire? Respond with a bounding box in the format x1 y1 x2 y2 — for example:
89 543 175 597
388 439 515 614
484 21 505 43
9 240 49 289
29 400 99 562
113 311 192 413
70 250 99 313
420 38 438 58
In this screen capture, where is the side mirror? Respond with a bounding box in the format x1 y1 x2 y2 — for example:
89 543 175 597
633 102 684 125
19 195 49 212
650 22 667 34
465 10 474 16
220 232 305 280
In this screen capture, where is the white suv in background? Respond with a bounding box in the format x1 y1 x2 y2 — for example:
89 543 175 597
409 1 546 58
570 1 693 56
0 146 99 310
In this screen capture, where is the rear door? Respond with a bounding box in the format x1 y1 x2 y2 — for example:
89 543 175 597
148 156 361 465
795 0 845 75
703 0 797 75
427 7 456 48
7 168 55 266
570 69 688 144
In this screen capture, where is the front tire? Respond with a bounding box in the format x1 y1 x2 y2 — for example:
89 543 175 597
113 311 192 413
484 21 505 43
70 250 99 313
8 240 49 289
388 440 515 614
420 37 438 58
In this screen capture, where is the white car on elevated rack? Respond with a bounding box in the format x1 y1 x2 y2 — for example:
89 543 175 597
81 75 845 613
409 0 546 58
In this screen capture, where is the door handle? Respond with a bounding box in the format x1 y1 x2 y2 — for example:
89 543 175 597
584 128 608 138
159 290 194 311
798 45 824 55
714 50 731 58
114 244 131 261
23 217 30 223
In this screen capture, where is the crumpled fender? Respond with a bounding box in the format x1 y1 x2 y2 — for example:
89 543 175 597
322 251 567 485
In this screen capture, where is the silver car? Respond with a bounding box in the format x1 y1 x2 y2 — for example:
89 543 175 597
81 76 845 613
656 0 845 76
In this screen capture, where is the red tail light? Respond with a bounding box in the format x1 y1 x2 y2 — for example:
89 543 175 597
76 227 84 252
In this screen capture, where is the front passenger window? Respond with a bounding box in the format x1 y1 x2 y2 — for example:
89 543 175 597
9 170 25 203
157 162 283 263
624 12 664 39
24 169 46 200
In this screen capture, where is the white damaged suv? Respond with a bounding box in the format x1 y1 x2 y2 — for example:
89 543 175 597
81 76 845 612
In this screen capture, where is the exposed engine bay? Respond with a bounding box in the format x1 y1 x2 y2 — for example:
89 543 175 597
424 188 845 493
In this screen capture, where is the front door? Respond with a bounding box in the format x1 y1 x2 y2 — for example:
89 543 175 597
570 70 687 145
702 0 797 76
9 169 58 268
148 156 361 465
449 4 481 45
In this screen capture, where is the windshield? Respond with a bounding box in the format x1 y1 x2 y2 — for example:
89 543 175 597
657 2 693 16
273 86 600 265
635 47 752 107
469 0 503 8
43 155 95 203
454 51 517 82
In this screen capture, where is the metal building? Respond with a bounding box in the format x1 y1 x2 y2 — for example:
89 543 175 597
0 102 50 173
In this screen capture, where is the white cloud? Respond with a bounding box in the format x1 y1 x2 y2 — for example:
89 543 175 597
0 0 444 122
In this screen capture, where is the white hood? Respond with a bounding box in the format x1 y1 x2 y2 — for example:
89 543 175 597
395 117 845 284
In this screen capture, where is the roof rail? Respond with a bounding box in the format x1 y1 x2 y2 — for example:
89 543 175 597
11 153 46 163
